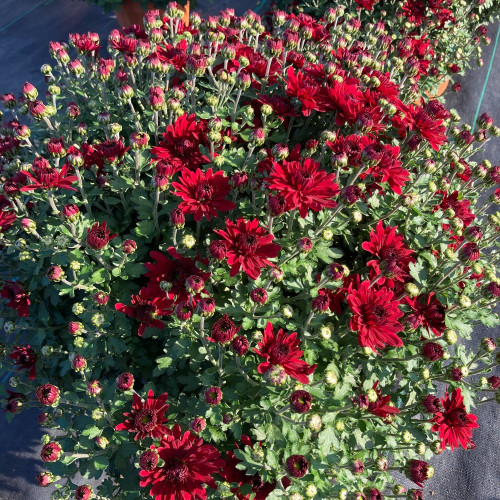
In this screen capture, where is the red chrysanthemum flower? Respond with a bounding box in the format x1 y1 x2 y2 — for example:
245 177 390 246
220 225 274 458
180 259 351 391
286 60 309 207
286 67 326 116
0 209 16 233
254 322 317 384
115 389 169 441
115 286 172 337
145 247 210 306
405 293 447 336
439 191 475 227
214 218 281 280
367 381 401 418
139 424 224 500
405 104 447 151
9 345 37 379
221 435 277 500
86 221 117 250
361 221 416 285
207 314 241 344
267 158 339 218
430 388 479 451
151 113 209 171
20 160 78 191
0 280 30 317
347 280 404 354
93 138 130 164
172 168 236 221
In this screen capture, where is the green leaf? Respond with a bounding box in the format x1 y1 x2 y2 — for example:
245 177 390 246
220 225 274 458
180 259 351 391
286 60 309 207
81 426 101 439
318 424 339 455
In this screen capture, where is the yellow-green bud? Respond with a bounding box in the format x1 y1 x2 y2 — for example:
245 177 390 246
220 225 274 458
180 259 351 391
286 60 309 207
182 234 196 249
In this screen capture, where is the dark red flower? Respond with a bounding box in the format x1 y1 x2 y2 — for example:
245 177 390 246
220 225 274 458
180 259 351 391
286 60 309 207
439 191 475 227
4 390 26 414
421 341 444 361
268 158 339 218
421 394 442 414
0 280 30 317
289 390 313 413
75 485 93 500
221 435 277 500
430 388 479 451
406 459 433 487
93 138 130 164
0 209 17 234
347 279 404 354
405 105 447 151
172 168 235 221
207 314 240 344
286 455 309 478
9 345 37 379
115 389 169 441
214 218 281 280
20 161 77 192
232 335 249 356
139 424 224 500
367 381 401 418
41 442 62 462
204 386 222 405
86 221 117 250
254 322 317 384
140 449 159 471
145 247 210 306
36 384 60 406
362 221 415 285
405 293 446 337
151 113 209 171
116 286 172 337
286 67 326 116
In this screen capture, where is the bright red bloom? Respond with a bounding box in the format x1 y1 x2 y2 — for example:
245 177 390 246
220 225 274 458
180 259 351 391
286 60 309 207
221 435 277 500
9 345 37 379
151 114 209 171
431 388 479 451
20 161 78 191
439 191 475 227
254 322 317 384
145 248 210 306
115 286 172 337
267 158 338 218
367 381 401 418
0 209 16 233
93 138 130 164
69 32 100 54
286 67 326 116
139 424 224 500
405 293 446 336
0 280 30 317
405 105 447 151
172 168 235 221
86 221 117 250
362 221 415 285
214 218 281 280
354 0 378 10
115 389 169 441
347 280 404 354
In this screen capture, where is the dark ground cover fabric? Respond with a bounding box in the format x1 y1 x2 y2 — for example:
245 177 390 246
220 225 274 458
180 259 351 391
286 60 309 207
0 2 498 498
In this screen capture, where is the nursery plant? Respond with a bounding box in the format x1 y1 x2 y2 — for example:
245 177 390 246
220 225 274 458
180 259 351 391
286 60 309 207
0 3 500 500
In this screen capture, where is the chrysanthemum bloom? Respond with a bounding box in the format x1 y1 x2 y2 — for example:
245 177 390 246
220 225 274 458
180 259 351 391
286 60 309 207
405 104 447 151
116 372 134 391
254 322 317 383
86 221 117 250
405 293 446 336
361 221 415 285
439 191 475 227
204 386 222 405
0 280 30 317
40 442 62 462
185 275 205 293
75 484 93 500
61 203 80 222
421 341 444 361
366 381 401 418
35 384 60 406
214 218 281 279
421 395 442 414
115 286 172 337
172 168 236 221
232 335 249 356
286 67 326 116
139 424 224 500
151 113 209 171
20 159 78 192
405 459 434 487
250 288 268 305
145 248 211 306
115 389 169 441
36 471 54 487
190 417 206 433
347 280 404 354
286 455 309 478
352 459 364 475
487 376 500 389
207 314 240 344
267 158 339 218
9 345 37 379
139 449 159 471
430 388 479 450
0 209 16 233
221 435 277 500
367 488 383 500
289 390 313 413
4 390 25 414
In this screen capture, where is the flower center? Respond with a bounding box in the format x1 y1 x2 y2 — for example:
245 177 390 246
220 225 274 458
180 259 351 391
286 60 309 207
177 139 193 155
195 182 214 202
268 342 291 365
236 233 259 255
134 408 158 431
163 458 189 483
135 303 156 323
446 408 468 427
37 167 58 186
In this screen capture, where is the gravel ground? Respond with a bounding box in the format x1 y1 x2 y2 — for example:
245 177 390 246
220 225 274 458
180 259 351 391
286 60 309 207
0 3 498 499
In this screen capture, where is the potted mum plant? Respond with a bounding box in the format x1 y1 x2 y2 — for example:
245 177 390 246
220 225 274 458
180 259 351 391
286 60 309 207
0 3 499 499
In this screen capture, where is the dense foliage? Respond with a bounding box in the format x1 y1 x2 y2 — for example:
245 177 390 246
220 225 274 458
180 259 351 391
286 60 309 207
0 2 500 500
